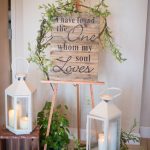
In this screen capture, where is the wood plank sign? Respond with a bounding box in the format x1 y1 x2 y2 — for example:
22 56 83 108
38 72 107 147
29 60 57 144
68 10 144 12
49 14 100 81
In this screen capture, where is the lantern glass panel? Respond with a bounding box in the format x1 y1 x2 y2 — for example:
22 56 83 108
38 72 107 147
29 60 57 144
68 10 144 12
87 117 120 150
7 95 14 128
16 97 29 130
87 118 104 150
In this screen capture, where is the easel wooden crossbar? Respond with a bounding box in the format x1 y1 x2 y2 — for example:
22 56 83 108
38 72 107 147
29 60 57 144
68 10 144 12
41 80 104 150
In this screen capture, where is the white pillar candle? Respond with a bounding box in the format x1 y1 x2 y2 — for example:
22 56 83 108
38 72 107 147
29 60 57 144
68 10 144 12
20 116 28 129
9 109 14 128
17 103 22 127
98 133 104 150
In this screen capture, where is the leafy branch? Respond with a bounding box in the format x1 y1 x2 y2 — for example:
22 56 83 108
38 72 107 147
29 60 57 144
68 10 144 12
120 120 140 150
28 0 126 80
37 102 70 149
28 19 52 80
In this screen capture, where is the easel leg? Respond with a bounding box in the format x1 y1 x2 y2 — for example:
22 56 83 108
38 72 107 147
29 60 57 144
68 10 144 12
90 85 95 108
76 84 81 140
44 84 58 150
90 85 98 139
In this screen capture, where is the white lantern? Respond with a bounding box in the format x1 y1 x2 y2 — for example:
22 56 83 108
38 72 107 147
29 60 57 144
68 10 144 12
86 88 122 150
5 58 36 135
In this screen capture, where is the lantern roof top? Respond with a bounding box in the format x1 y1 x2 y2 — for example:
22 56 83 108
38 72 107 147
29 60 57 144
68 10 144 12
5 80 36 96
89 101 121 120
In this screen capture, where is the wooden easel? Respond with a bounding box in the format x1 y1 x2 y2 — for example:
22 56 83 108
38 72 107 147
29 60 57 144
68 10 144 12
41 80 104 150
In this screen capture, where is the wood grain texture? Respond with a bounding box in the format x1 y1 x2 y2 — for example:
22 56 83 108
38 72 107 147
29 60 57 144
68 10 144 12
50 41 100 52
44 84 58 150
53 14 100 25
50 51 98 63
0 126 39 139
140 138 147 150
41 80 104 85
0 126 39 150
76 84 81 140
48 14 100 81
127 138 147 150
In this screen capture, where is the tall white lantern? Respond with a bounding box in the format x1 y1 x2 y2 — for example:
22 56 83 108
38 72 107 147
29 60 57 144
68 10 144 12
5 58 36 135
86 88 122 150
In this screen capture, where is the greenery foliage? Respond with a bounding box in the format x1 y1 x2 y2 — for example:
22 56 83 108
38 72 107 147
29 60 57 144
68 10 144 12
72 136 86 150
120 120 140 150
37 102 139 150
28 0 126 79
37 102 70 150
72 120 140 150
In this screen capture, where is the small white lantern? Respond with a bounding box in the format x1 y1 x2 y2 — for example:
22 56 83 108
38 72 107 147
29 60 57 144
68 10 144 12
86 88 122 150
5 58 36 135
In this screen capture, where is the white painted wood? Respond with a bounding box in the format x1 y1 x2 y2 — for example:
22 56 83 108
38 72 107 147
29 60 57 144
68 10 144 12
5 75 36 135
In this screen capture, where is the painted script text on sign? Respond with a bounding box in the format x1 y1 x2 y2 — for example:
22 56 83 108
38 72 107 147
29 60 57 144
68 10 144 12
49 14 100 81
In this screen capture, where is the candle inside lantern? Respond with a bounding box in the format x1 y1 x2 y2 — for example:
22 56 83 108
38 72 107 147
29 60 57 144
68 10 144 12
98 133 104 150
20 116 28 129
17 103 22 128
9 109 14 128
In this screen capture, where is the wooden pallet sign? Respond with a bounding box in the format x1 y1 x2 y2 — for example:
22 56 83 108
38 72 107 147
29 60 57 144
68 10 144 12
49 14 100 81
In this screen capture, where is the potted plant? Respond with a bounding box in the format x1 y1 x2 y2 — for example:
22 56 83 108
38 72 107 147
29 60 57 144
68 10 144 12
37 102 70 150
120 120 140 150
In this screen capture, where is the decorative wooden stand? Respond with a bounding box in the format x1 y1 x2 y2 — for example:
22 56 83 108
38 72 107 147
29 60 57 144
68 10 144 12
0 126 39 150
41 80 104 150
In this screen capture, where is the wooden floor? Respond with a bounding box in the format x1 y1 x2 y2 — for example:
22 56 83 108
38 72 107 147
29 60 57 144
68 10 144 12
68 138 150 150
0 138 149 150
128 138 150 150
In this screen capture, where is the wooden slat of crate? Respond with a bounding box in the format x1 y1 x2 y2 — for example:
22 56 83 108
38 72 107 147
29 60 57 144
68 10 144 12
0 127 39 150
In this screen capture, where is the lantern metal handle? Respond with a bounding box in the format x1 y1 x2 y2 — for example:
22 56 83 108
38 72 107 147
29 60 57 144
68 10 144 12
11 57 29 76
100 87 122 101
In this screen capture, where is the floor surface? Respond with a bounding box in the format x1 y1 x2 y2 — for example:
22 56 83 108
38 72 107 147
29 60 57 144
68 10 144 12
128 138 150 150
68 138 150 150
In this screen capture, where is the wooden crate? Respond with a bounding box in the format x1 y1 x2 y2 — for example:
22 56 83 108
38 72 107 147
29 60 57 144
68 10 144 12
0 126 39 150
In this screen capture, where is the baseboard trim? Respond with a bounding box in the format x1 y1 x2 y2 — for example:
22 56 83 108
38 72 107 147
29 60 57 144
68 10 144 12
140 126 150 138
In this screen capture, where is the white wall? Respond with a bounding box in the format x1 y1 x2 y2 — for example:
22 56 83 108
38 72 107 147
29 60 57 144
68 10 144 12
141 0 150 127
140 0 150 138
11 0 148 134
